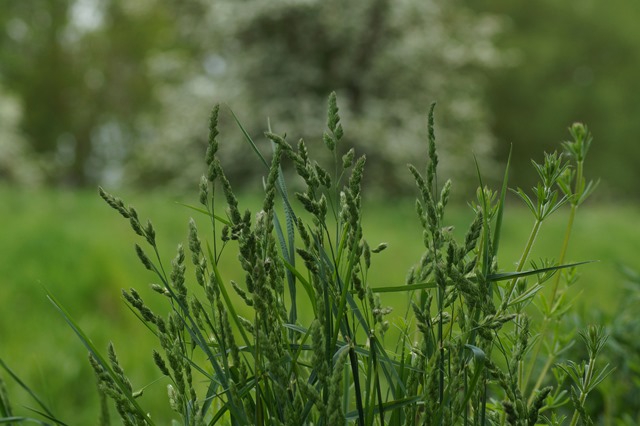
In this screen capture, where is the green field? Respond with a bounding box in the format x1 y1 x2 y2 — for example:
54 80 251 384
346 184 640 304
1 185 638 423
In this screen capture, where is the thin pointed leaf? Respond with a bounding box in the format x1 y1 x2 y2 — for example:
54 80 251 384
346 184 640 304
205 241 252 348
0 418 47 424
228 107 269 169
578 179 600 205
0 360 68 426
45 292 153 426
473 155 491 276
345 396 422 421
493 145 512 257
368 281 436 293
175 202 231 226
588 364 615 391
506 284 543 308
513 188 537 214
459 344 486 409
281 258 316 316
487 260 595 282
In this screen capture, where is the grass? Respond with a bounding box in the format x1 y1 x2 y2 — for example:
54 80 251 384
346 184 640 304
0 189 635 421
0 98 633 424
0 191 637 424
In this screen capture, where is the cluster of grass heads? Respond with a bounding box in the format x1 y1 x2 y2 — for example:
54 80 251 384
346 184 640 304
1 95 612 425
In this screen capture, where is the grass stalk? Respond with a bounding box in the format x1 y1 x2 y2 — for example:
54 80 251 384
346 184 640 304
0 98 608 426
504 218 542 309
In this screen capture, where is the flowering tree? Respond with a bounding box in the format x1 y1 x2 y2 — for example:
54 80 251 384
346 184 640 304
130 0 503 193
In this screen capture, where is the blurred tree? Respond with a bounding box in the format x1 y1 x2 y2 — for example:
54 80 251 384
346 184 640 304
0 87 42 186
0 0 167 187
2 0 502 192
467 0 640 198
129 0 504 194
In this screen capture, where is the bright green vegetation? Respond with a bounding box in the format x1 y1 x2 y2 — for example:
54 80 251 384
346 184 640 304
0 96 637 424
0 191 637 424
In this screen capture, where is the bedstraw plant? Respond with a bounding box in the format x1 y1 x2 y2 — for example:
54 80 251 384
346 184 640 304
1 94 609 425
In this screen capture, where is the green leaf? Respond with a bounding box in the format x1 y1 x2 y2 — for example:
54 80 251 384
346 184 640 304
487 260 595 282
513 187 537 215
492 145 512 258
45 291 151 426
368 281 436 293
228 107 269 169
0 359 68 426
504 284 543 308
175 202 231 226
461 344 486 407
345 396 421 421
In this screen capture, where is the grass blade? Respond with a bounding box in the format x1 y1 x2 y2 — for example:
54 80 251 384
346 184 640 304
487 260 595 282
228 107 269 169
45 291 152 426
175 202 231 226
0 360 67 426
368 281 436 293
492 145 512 258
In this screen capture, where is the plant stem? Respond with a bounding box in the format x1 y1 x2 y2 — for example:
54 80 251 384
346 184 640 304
569 357 596 426
551 157 583 301
526 159 583 398
504 218 542 309
523 207 575 397
526 346 555 405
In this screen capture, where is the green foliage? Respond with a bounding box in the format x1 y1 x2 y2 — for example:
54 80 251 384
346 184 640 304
563 266 640 424
469 0 640 198
0 87 41 185
4 0 640 202
0 0 167 186
0 0 502 192
1 94 615 424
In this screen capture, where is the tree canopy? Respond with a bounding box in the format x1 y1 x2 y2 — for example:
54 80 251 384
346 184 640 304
2 0 639 198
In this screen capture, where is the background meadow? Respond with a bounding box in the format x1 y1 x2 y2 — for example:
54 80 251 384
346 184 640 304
2 0 640 424
2 183 638 423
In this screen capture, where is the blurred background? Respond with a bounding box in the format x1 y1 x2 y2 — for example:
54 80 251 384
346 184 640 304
3 0 640 195
2 0 640 423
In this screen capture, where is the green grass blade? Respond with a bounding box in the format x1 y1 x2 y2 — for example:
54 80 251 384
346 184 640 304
276 171 299 328
0 417 43 424
486 260 595 282
175 202 231 226
155 284 249 423
228 107 269 169
345 396 421 421
122 301 158 337
281 258 316 316
492 145 512 258
0 360 68 426
371 335 406 396
473 155 491 277
461 344 486 408
506 284 543 308
368 281 436 293
45 291 152 426
23 407 68 426
273 211 297 326
205 241 252 348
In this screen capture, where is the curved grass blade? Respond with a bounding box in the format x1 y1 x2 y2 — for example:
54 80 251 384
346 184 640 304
473 155 491 277
368 281 436 294
175 202 231 226
0 360 68 426
45 291 152 426
486 260 595 282
461 344 486 408
345 396 421 421
229 107 269 169
492 145 512 257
